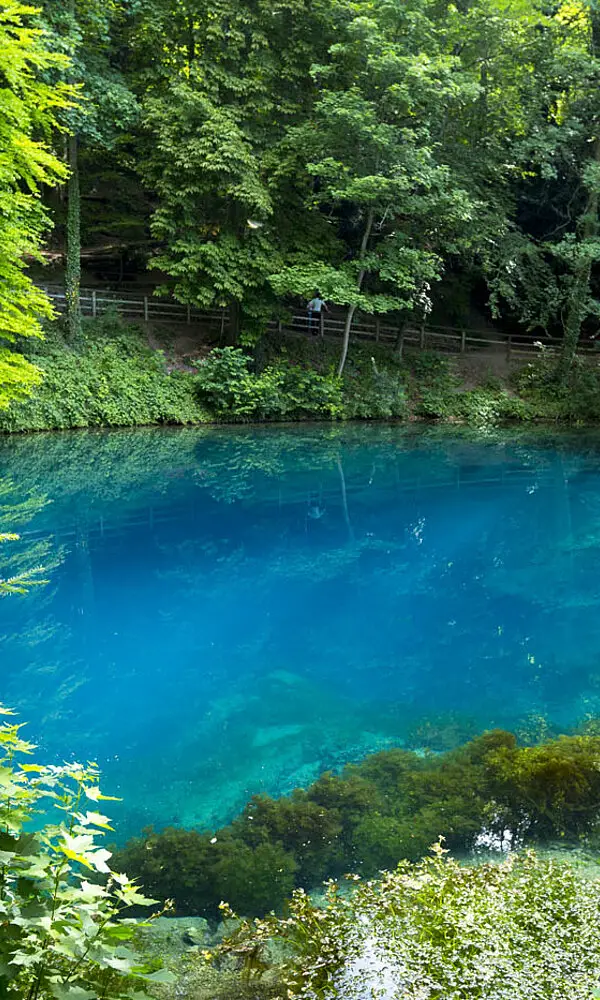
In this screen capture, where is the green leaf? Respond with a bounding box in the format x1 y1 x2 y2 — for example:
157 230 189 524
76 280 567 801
141 969 177 984
85 786 120 803
51 986 97 1000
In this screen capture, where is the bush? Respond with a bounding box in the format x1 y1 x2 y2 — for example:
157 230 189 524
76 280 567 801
0 317 207 431
223 848 600 1000
413 354 535 424
193 347 269 416
341 359 407 418
0 704 173 1000
453 388 534 425
513 346 600 421
194 347 342 419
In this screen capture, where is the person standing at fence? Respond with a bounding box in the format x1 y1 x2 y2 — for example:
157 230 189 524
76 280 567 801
307 292 328 334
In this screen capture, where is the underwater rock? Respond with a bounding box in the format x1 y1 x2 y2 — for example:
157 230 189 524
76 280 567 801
212 918 244 944
182 924 210 947
251 724 306 748
137 915 286 1000
136 916 211 958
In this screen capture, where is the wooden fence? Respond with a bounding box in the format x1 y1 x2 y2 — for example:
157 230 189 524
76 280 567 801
277 311 599 359
39 284 598 360
39 283 225 331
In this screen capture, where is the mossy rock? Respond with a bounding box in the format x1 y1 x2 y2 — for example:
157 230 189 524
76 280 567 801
136 916 211 959
137 917 287 1000
163 962 286 1000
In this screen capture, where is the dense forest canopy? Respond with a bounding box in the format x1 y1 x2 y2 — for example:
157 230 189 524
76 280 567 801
3 0 600 396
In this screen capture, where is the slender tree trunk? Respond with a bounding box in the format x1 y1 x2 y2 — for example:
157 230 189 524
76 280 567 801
228 300 241 345
338 208 375 376
65 0 81 340
338 304 358 377
187 9 195 66
394 314 407 355
558 135 600 377
65 132 81 340
559 11 600 376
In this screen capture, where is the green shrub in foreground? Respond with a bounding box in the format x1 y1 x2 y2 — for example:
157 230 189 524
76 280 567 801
0 318 207 431
0 704 172 1000
220 847 600 1000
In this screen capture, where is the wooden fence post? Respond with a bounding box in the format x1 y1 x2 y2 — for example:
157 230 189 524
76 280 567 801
144 295 149 322
506 335 512 362
375 316 380 343
187 304 191 325
320 311 324 338
277 318 283 335
420 324 425 349
92 290 97 319
460 328 466 353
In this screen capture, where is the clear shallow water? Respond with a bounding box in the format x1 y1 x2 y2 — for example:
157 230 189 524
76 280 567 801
2 424 600 841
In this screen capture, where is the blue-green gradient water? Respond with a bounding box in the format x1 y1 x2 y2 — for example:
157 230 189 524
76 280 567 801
2 425 600 840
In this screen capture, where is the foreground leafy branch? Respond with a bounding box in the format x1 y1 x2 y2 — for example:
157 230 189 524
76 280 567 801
0 705 174 1000
0 533 47 596
0 2 75 408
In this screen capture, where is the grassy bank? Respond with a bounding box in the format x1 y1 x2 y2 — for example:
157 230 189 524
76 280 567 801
2 315 600 431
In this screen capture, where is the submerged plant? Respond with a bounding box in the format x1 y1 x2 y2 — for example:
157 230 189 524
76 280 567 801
0 705 173 1000
116 729 600 919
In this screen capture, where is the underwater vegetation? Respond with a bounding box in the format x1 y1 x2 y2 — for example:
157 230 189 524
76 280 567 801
114 729 600 918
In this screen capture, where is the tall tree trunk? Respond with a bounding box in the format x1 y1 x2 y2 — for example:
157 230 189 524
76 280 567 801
394 313 408 355
559 11 600 376
65 132 81 340
65 0 81 340
228 300 241 345
558 137 600 377
338 209 375 377
559 266 592 377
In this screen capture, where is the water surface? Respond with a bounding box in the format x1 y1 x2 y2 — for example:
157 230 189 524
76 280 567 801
2 424 600 840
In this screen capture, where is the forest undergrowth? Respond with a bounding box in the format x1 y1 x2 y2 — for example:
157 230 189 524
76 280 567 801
2 316 600 432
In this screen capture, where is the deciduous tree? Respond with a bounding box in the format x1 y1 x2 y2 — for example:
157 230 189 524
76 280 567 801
0 1 72 407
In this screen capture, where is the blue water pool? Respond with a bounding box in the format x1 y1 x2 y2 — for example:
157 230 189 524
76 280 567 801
2 424 600 841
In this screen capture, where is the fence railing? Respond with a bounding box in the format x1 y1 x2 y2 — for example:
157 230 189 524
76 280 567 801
274 312 599 359
40 284 598 359
39 284 226 330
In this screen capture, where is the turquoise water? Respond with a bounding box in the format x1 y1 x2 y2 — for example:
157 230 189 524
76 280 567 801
2 424 600 841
